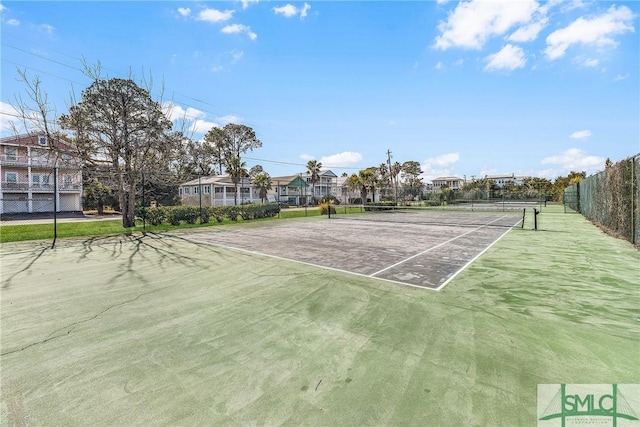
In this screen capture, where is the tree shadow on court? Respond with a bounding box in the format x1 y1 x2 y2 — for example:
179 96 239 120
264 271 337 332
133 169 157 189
1 245 49 290
1 231 237 291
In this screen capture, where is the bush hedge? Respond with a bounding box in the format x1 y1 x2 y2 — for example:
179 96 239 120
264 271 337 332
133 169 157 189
138 203 281 226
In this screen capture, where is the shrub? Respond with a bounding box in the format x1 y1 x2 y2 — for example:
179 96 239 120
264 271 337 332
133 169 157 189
144 207 166 226
319 202 336 215
318 195 340 205
200 207 211 224
166 208 182 226
211 207 225 223
364 201 396 211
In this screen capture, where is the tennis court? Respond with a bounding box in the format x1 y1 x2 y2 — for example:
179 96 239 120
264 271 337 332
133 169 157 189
183 209 523 290
2 205 638 426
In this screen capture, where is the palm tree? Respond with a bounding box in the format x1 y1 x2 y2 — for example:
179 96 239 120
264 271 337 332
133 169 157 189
358 168 375 204
225 156 248 205
346 174 363 204
306 160 322 205
391 161 401 203
252 172 272 203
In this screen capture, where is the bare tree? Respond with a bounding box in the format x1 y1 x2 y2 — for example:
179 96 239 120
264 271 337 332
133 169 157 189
60 77 177 227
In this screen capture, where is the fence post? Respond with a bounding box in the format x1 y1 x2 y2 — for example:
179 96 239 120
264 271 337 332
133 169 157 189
631 156 636 245
52 166 58 248
142 172 146 230
199 175 203 224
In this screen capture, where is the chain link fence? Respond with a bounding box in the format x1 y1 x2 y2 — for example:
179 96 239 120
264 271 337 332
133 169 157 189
563 154 639 247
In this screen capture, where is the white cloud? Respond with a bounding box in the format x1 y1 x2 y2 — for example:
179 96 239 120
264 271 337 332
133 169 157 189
163 103 206 121
274 4 298 18
274 3 311 19
240 0 259 10
221 24 257 40
420 152 460 182
191 120 220 134
163 103 225 135
545 5 636 60
613 73 629 81
217 115 241 124
579 57 599 67
435 61 443 70
177 7 191 17
540 148 604 172
230 50 244 63
300 3 311 18
508 17 548 42
319 152 363 168
434 0 539 50
197 8 235 23
0 101 20 134
484 44 526 71
40 24 55 34
6 18 19 26
570 130 591 139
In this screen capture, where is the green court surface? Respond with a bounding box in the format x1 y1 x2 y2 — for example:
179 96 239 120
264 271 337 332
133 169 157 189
1 205 638 426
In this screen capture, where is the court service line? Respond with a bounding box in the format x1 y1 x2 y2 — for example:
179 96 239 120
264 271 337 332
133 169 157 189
184 235 441 291
434 224 515 291
369 215 511 278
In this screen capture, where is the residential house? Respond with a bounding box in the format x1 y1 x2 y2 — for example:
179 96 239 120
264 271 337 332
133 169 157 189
179 175 262 207
430 176 465 192
268 175 310 207
484 173 527 188
0 133 83 215
304 169 338 200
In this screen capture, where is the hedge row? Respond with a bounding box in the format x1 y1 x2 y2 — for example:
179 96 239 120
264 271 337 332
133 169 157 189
137 203 281 226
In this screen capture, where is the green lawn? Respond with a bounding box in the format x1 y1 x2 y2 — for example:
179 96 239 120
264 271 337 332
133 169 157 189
1 205 638 426
0 206 367 243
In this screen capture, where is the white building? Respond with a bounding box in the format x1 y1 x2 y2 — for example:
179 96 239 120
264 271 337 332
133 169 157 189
430 176 465 191
179 175 262 207
0 134 83 215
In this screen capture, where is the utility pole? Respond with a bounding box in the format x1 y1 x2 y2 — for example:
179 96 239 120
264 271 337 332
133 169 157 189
387 149 396 205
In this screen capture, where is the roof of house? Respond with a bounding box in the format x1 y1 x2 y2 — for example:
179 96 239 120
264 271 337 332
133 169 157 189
0 133 77 152
485 174 516 179
319 170 337 178
181 174 253 186
432 176 464 181
270 175 309 187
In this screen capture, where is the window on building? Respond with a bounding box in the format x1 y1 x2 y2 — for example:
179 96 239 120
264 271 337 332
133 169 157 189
5 147 17 161
179 188 183 196
214 187 223 194
39 136 47 146
204 185 211 194
63 175 73 188
32 175 41 186
6 172 18 183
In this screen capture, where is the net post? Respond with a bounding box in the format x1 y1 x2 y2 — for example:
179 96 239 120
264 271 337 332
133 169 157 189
533 208 539 230
521 208 526 229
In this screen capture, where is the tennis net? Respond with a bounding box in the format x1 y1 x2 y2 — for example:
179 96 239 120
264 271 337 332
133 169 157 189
329 205 526 228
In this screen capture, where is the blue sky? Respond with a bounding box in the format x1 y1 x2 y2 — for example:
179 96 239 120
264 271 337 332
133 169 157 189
1 0 638 182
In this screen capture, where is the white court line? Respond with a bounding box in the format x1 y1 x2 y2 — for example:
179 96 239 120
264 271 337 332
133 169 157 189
184 235 441 291
434 224 514 291
184 214 519 292
369 215 513 278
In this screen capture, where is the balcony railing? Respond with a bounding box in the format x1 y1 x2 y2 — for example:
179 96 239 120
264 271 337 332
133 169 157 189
1 181 81 192
0 154 81 168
